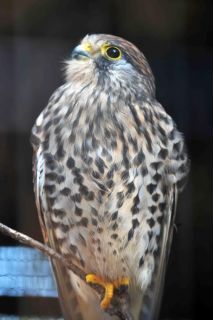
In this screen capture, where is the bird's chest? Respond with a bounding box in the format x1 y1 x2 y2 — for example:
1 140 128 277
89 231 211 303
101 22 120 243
44 114 163 279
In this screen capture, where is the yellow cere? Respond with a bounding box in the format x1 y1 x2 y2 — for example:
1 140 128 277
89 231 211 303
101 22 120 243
82 42 93 53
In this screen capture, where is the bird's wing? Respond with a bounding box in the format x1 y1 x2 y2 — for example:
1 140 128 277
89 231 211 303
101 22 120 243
140 185 178 320
32 148 80 320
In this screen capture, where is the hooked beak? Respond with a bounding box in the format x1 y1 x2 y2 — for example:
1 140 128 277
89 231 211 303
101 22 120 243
71 43 93 60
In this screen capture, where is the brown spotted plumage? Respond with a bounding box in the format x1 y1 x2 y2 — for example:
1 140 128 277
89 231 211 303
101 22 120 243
31 34 189 320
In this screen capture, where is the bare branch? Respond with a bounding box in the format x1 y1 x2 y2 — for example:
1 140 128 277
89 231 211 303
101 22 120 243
0 222 133 320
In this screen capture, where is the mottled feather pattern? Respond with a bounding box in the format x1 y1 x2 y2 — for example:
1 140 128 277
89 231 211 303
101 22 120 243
31 34 189 320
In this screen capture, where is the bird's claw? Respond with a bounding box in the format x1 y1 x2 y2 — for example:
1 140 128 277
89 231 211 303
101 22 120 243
86 273 130 309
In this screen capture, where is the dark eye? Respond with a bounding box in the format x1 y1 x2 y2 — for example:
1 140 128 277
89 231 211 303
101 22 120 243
105 46 122 60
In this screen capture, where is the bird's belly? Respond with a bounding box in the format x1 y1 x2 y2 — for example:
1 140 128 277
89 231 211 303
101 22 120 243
54 172 150 284
57 196 136 281
49 134 159 285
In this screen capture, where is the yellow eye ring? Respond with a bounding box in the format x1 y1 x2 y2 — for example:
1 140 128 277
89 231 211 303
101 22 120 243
102 45 122 61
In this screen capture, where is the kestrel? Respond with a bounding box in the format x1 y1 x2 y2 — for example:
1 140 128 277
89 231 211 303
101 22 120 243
31 34 189 320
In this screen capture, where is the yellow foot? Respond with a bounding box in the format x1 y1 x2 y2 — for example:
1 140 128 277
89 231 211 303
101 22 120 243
86 274 130 309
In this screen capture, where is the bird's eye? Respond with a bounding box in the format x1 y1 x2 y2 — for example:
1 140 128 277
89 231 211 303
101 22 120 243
104 46 122 61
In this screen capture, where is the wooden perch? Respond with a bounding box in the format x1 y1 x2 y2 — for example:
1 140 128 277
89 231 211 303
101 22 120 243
0 222 133 320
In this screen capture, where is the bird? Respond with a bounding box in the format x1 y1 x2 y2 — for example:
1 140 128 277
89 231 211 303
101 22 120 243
31 34 189 320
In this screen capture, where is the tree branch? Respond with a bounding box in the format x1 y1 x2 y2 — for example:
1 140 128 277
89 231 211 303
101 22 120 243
0 222 133 320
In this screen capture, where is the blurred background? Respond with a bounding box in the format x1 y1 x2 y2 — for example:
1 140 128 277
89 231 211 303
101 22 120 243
0 0 212 319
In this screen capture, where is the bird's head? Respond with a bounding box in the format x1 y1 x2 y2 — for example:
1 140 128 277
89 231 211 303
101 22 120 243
65 34 155 98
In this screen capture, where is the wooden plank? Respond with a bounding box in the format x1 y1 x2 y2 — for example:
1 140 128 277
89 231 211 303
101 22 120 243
0 316 62 319
0 296 62 318
0 247 57 297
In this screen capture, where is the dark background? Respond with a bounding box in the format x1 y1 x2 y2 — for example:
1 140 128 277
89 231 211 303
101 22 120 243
0 0 212 319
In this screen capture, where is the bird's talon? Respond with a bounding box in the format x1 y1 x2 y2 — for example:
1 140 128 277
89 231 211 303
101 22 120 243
86 273 130 309
114 277 130 288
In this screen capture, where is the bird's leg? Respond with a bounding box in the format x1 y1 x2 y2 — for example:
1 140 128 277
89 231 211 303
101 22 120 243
86 274 130 309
